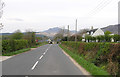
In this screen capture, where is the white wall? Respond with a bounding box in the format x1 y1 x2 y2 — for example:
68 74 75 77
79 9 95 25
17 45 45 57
92 28 104 37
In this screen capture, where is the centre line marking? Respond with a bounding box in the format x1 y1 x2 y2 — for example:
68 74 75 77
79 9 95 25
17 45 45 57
31 61 39 70
31 44 52 70
39 55 43 59
43 52 46 55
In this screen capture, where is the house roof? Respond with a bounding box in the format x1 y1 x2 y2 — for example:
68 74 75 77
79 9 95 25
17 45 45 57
88 24 120 35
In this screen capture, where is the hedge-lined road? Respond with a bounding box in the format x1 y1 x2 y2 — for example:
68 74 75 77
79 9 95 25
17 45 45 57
2 44 83 75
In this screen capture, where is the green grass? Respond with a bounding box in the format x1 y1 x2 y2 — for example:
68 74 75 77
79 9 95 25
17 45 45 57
2 48 31 56
31 42 48 48
2 42 48 56
59 44 110 77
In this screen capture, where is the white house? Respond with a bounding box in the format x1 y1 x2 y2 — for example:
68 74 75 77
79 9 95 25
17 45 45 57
82 28 115 42
91 28 104 37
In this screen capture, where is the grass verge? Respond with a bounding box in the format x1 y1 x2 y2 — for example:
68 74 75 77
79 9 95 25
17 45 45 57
3 42 48 56
31 42 48 48
2 48 31 56
59 44 110 77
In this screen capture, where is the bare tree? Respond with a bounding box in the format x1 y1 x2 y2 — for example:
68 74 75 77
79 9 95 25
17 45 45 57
54 27 68 41
78 28 89 36
0 0 5 30
0 0 4 18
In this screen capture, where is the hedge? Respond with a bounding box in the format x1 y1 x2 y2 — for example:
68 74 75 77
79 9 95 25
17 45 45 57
2 39 29 54
61 41 120 76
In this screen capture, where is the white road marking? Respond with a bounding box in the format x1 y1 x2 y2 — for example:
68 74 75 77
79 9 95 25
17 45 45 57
46 49 48 51
39 55 43 59
31 61 39 70
43 52 46 55
44 44 51 53
31 44 52 70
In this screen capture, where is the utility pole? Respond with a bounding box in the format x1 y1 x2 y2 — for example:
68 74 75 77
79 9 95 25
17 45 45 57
75 19 77 42
63 26 65 36
67 25 69 41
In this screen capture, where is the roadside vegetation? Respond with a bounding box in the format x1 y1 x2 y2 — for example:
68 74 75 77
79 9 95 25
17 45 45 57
54 28 120 43
60 41 120 77
2 48 31 56
55 28 120 77
84 31 120 42
2 29 48 56
59 44 110 76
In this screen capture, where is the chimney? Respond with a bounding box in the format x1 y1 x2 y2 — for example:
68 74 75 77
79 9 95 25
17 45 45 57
91 26 93 30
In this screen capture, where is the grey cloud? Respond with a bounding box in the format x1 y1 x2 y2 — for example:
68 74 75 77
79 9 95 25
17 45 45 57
7 18 24 21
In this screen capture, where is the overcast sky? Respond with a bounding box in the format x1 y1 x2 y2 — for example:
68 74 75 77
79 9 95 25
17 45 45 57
1 0 120 33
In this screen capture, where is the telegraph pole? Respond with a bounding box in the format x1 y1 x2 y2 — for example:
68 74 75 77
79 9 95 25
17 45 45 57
67 25 69 41
75 19 77 42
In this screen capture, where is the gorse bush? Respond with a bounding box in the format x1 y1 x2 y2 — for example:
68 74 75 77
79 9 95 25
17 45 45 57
61 41 120 76
2 39 29 54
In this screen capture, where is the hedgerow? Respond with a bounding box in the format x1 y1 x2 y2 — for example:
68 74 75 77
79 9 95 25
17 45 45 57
2 39 29 54
61 42 120 76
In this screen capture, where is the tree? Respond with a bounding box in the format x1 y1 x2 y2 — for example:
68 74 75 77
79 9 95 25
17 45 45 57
11 30 23 40
31 32 36 44
54 28 65 41
112 34 120 42
62 36 67 41
92 36 96 42
104 31 112 42
23 30 36 47
69 35 75 41
96 35 105 42
0 0 5 18
54 33 63 41
0 1 5 30
105 31 112 35
78 29 89 36
85 34 92 42
77 35 83 41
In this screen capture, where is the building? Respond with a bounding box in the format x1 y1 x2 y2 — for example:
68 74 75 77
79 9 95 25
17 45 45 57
87 24 120 36
82 24 120 42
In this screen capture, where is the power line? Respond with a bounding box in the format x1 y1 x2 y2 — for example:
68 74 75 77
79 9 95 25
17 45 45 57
91 0 113 16
88 0 105 15
88 0 113 17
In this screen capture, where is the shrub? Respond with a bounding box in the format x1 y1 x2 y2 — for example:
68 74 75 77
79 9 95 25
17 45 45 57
61 41 120 76
112 34 120 42
2 39 29 54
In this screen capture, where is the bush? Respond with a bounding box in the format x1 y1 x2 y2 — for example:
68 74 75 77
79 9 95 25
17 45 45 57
2 39 29 54
112 34 120 42
61 41 120 76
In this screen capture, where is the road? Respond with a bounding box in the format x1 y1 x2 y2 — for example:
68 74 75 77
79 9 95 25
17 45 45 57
2 44 83 75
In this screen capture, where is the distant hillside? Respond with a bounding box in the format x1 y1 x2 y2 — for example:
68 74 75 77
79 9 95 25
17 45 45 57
1 27 76 37
35 34 47 37
101 24 120 35
44 27 61 33
88 24 120 35
1 32 47 38
0 33 13 35
37 27 76 37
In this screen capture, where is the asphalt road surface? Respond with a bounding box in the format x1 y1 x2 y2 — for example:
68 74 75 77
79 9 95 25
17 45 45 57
2 44 83 75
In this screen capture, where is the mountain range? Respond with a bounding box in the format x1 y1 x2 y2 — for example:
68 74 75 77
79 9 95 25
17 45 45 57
36 27 75 37
1 24 120 37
